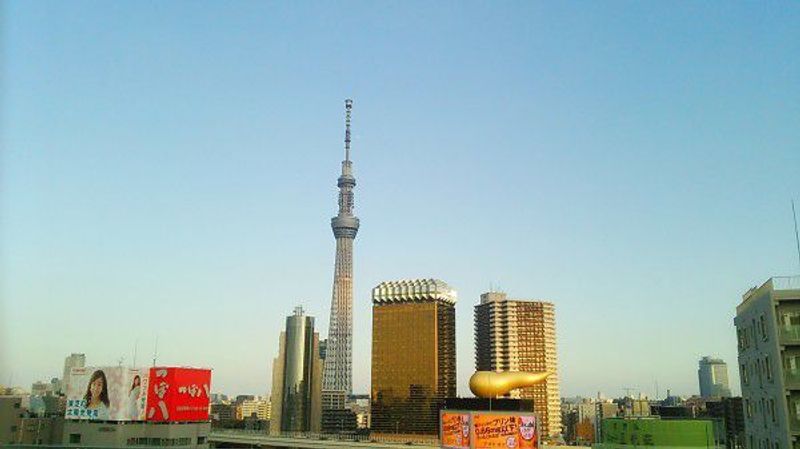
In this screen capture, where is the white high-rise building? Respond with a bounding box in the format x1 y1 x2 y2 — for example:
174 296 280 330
698 356 732 398
60 353 85 394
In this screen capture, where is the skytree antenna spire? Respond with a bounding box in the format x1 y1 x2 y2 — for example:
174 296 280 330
344 98 352 162
324 99 359 399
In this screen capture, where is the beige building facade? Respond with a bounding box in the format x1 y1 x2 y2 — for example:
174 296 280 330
474 292 562 437
62 420 210 448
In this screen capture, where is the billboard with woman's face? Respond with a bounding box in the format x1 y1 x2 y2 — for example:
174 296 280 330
65 367 149 421
472 413 538 449
441 412 471 449
441 411 539 449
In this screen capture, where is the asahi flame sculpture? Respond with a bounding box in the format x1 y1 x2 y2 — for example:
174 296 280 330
469 371 552 398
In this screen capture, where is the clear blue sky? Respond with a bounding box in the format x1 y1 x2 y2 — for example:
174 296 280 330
2 1 799 399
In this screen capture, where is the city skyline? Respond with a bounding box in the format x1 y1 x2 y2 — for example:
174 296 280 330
2 1 800 400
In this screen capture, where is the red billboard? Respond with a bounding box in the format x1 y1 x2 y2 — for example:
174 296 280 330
146 367 211 422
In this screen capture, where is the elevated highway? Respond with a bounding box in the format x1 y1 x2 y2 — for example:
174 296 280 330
208 430 438 449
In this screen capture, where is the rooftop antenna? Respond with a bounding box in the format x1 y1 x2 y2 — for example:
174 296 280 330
152 335 158 367
344 99 353 162
622 387 636 398
793 199 800 273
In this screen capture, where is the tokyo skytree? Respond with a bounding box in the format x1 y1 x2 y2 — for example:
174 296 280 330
323 99 359 396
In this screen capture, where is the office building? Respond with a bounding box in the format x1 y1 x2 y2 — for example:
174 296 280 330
371 279 457 435
474 292 562 437
30 381 54 397
60 353 85 395
734 276 800 449
270 307 323 434
323 99 359 399
236 398 271 420
699 356 732 398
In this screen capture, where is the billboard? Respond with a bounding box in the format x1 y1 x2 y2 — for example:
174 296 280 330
65 367 149 421
440 411 538 449
473 413 538 449
146 367 211 422
441 412 471 449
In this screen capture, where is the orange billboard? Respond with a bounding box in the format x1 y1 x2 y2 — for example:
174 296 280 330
441 412 471 449
473 413 538 449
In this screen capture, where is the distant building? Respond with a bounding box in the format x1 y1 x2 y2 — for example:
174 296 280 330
0 396 27 445
706 397 745 449
269 307 323 434
60 353 85 395
474 292 562 437
209 393 229 404
347 394 370 429
236 398 271 420
31 381 55 397
734 276 800 449
699 356 732 398
210 403 237 422
370 279 457 435
561 398 597 445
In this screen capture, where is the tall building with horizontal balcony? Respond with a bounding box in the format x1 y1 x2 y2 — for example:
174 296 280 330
698 356 732 398
370 279 457 435
474 292 562 438
735 276 800 449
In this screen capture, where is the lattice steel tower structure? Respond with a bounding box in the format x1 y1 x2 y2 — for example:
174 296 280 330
323 99 359 396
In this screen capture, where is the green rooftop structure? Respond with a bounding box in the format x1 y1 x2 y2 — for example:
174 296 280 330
597 417 723 448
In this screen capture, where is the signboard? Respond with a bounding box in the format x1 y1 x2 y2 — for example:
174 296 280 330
146 367 211 422
441 412 471 449
473 413 538 449
65 367 149 421
440 411 538 449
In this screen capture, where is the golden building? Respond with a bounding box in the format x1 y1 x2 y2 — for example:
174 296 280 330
474 292 561 437
370 279 457 435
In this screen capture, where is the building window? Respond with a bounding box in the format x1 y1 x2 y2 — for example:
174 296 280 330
771 399 776 423
742 364 749 385
766 355 773 381
69 434 81 444
760 315 767 340
756 359 763 386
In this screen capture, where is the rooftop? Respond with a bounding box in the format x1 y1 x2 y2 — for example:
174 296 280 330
371 278 457 305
